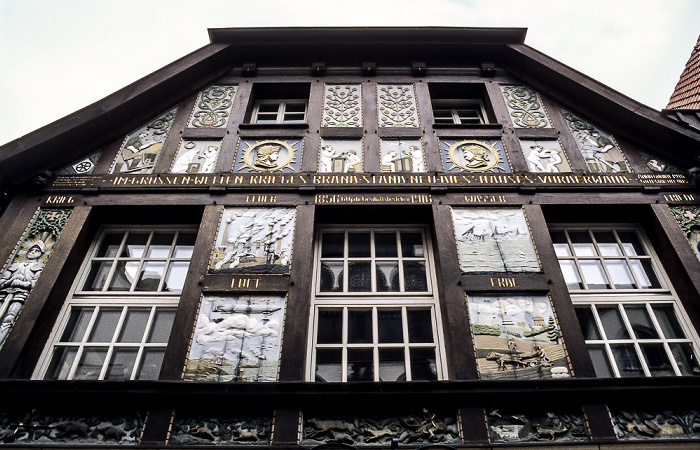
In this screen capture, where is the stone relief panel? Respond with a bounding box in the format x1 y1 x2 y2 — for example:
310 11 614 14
670 205 700 262
184 294 285 382
170 415 271 446
638 150 683 173
519 139 571 173
302 410 460 446
209 208 296 274
0 411 142 445
499 85 551 128
379 139 425 173
322 84 362 127
377 84 419 128
467 294 570 380
318 139 363 173
234 139 302 173
111 108 178 174
562 110 630 173
171 140 221 174
613 410 700 440
440 139 511 173
188 85 238 128
451 208 539 273
487 409 587 443
0 208 72 347
56 151 102 176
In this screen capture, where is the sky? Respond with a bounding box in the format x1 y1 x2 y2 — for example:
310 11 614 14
0 0 698 146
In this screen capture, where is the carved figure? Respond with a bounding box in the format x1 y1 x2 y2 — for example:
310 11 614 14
532 423 568 440
486 352 528 371
254 145 281 169
328 430 355 444
233 427 259 442
190 426 215 441
409 145 425 172
305 419 348 439
94 426 126 441
402 410 445 442
527 145 562 172
365 427 394 442
319 145 335 171
381 150 400 172
460 145 489 169
173 144 219 173
56 421 89 438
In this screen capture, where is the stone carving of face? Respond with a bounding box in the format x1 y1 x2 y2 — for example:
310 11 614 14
27 245 43 260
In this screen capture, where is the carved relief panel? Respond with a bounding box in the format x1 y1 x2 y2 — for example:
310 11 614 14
499 85 551 128
638 151 683 173
56 151 102 176
467 294 570 380
440 139 511 173
612 409 700 440
184 294 286 382
519 139 571 172
377 84 419 127
170 415 272 445
0 208 72 347
322 84 362 127
670 205 700 262
487 409 587 443
234 139 302 173
379 139 425 172
171 140 221 173
318 139 363 173
111 108 178 174
209 207 296 274
188 85 238 128
451 208 540 273
562 110 630 173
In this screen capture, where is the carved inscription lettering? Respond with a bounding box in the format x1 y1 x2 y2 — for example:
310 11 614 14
465 195 507 203
664 193 697 203
45 195 75 204
315 194 432 204
490 277 519 287
231 278 261 289
246 195 277 203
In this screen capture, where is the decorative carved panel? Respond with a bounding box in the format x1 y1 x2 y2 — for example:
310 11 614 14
322 84 362 127
184 294 286 382
188 85 238 128
234 139 302 173
170 415 271 446
440 139 511 173
171 140 221 174
377 84 419 128
638 150 683 173
487 409 587 443
209 207 296 274
111 108 178 174
519 139 571 172
499 85 551 128
379 139 425 173
451 208 540 273
612 410 700 440
562 110 630 173
56 151 102 176
670 205 700 262
467 294 570 380
319 139 363 173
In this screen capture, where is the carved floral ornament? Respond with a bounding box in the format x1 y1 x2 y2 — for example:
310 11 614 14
322 84 362 127
499 85 551 128
377 84 419 127
188 85 238 128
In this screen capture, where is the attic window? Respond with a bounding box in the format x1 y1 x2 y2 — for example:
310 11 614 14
246 83 310 125
429 83 495 126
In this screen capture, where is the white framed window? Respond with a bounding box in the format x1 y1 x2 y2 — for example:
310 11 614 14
34 226 197 380
308 226 447 382
551 225 700 378
252 100 307 124
432 99 487 125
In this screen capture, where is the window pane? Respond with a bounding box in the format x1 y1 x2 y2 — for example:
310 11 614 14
121 232 149 258
575 306 601 340
60 307 94 342
669 343 700 376
136 349 165 380
348 261 371 292
611 344 644 377
410 348 438 381
163 261 189 292
629 260 660 289
640 344 674 376
315 349 342 382
283 113 305 123
146 309 175 343
376 262 399 292
403 261 428 292
256 114 278 124
347 309 372 344
44 347 78 380
173 233 196 258
96 233 124 257
401 232 424 257
317 309 342 344
347 349 373 381
105 349 139 380
550 231 572 257
258 103 279 113
653 306 686 339
321 232 345 258
625 306 659 339
379 348 406 381
593 231 622 256
579 260 609 289
558 260 582 290
606 259 635 289
378 309 403 343
597 306 630 340
117 308 151 343
375 232 398 257
135 261 165 291
83 261 113 291
146 232 175 258
88 308 123 342
618 231 646 256
74 348 108 380
108 261 138 291
285 102 306 113
348 232 370 257
320 261 343 292
588 346 614 378
407 309 433 343
569 231 596 256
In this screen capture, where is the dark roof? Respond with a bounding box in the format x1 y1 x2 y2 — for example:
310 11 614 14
667 34 700 109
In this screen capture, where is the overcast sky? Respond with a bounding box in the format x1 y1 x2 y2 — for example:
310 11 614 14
1 0 698 146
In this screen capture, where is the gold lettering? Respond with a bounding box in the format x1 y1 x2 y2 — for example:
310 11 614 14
245 195 277 203
231 278 261 289
490 277 519 287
